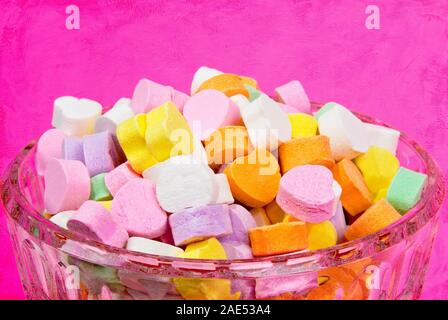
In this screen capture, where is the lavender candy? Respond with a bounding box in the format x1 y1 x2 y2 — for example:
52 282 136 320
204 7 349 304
330 202 347 243
221 241 253 259
63 136 85 162
219 204 257 244
83 131 120 176
169 204 233 246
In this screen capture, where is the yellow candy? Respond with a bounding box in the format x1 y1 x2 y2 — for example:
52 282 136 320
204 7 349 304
283 214 300 223
97 200 112 211
146 102 194 162
173 238 240 300
307 221 337 250
288 113 318 139
374 188 388 203
117 114 158 174
250 207 271 226
354 146 399 200
265 201 286 224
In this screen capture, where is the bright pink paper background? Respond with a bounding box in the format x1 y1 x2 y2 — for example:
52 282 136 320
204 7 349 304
0 1 447 299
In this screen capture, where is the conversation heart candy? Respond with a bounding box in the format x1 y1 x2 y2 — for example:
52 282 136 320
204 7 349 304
68 200 129 247
156 162 218 213
83 131 120 176
354 146 400 200
44 158 91 213
95 98 134 135
111 178 168 238
63 136 85 162
307 221 337 250
204 126 253 166
36 128 65 176
386 167 427 214
167 86 190 112
196 73 249 98
190 66 223 95
330 202 347 243
288 113 318 138
131 78 172 114
344 199 401 240
365 123 400 155
52 97 103 137
224 149 281 208
274 80 311 113
183 90 241 141
276 165 335 223
249 222 308 256
49 210 76 230
126 237 184 257
250 207 272 226
169 204 233 246
317 102 369 160
240 94 292 150
146 102 194 162
278 136 334 174
221 241 253 259
89 173 112 201
104 162 140 197
212 174 234 205
116 114 158 174
219 204 257 244
332 159 373 216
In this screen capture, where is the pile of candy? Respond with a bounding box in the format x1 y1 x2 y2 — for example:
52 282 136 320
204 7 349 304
36 66 428 299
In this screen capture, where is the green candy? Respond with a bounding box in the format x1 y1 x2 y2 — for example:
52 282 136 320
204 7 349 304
386 167 427 214
314 102 338 120
244 84 261 102
89 173 112 201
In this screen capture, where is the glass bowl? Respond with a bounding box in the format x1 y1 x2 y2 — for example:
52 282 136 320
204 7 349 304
0 103 445 300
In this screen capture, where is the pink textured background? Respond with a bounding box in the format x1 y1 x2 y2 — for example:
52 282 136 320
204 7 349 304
0 1 447 299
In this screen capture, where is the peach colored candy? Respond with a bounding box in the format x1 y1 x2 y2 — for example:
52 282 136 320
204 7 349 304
111 178 168 239
67 200 129 248
239 75 258 89
278 136 335 174
332 158 373 216
224 149 281 208
104 162 140 197
130 78 172 114
249 222 308 256
204 126 253 166
44 159 91 213
190 66 223 95
344 199 401 241
274 80 311 113
183 90 241 141
35 128 65 176
197 74 249 98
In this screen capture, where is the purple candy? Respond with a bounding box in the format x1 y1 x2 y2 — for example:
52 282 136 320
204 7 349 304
219 204 257 244
330 202 347 243
231 279 255 300
63 137 84 162
221 241 253 259
83 131 120 176
168 204 233 246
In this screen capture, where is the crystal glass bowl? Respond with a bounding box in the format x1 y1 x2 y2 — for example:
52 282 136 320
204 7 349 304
0 103 445 300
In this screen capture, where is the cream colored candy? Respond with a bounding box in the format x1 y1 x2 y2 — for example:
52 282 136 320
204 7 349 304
50 210 76 229
318 102 369 161
52 96 103 137
365 123 400 155
146 102 194 162
95 98 134 136
212 174 234 205
126 237 184 257
190 66 223 95
240 94 292 150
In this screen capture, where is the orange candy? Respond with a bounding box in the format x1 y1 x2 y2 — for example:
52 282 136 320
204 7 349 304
249 222 308 256
278 136 335 174
197 74 249 98
204 126 253 166
344 199 401 241
224 149 281 208
239 75 258 89
264 201 287 224
332 158 373 216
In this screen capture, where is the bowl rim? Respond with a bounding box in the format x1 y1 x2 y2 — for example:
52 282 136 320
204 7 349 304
1 103 446 277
